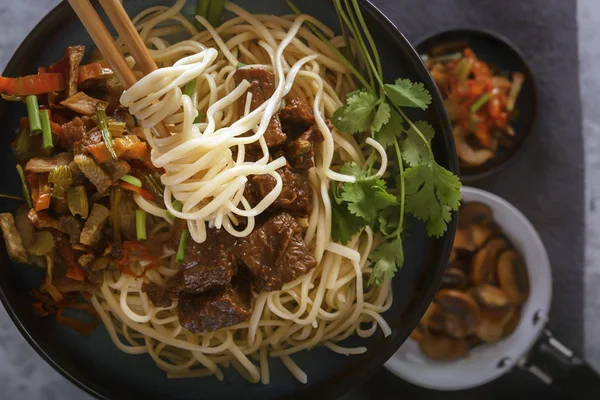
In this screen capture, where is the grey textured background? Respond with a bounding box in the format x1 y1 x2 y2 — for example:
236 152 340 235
0 0 597 399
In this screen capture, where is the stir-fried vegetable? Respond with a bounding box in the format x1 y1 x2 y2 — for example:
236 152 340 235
40 110 53 149
119 181 156 201
16 165 33 209
120 174 142 188
67 186 89 219
26 95 42 135
28 231 55 256
110 187 123 249
35 174 52 212
96 107 117 159
49 165 73 200
176 229 188 264
135 209 147 240
0 73 65 96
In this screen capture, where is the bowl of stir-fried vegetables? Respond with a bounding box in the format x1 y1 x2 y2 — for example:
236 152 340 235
416 28 538 181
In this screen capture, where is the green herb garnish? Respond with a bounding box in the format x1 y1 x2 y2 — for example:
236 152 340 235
290 0 462 285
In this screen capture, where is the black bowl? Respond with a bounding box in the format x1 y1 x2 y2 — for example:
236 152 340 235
415 28 538 182
0 1 458 399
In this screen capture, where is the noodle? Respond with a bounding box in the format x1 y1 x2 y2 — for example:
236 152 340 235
91 0 393 383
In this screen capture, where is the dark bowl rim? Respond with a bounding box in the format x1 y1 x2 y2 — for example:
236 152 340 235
413 26 539 183
0 1 458 399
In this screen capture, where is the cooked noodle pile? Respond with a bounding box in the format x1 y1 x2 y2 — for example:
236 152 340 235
91 0 392 383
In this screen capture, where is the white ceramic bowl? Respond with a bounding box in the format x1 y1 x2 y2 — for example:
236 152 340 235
384 186 552 391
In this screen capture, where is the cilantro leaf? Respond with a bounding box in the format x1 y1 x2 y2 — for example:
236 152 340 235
341 162 370 181
400 120 435 166
331 194 367 244
384 79 432 110
332 90 379 134
403 163 462 237
368 237 404 285
342 179 397 222
377 206 400 236
374 109 404 148
371 102 391 133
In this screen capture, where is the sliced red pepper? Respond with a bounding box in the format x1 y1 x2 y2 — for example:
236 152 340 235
0 73 65 95
116 241 161 277
119 181 156 201
87 142 113 163
53 232 85 281
47 58 66 74
35 174 52 211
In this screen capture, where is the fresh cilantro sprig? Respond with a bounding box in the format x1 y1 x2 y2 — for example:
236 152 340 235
289 0 462 285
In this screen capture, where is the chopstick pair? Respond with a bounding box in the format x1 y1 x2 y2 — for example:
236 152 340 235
67 0 171 138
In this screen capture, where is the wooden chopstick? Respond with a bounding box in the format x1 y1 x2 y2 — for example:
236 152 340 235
67 0 171 138
97 0 160 76
67 0 137 88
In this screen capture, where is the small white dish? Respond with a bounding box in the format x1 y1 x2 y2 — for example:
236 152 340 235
384 186 552 391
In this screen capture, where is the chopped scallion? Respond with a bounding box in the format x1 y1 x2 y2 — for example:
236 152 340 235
15 164 33 208
193 112 204 124
207 0 225 27
26 95 42 135
172 200 183 212
40 110 53 149
196 0 211 23
183 79 196 98
176 229 188 263
136 209 147 241
236 62 247 69
470 93 490 113
120 174 142 188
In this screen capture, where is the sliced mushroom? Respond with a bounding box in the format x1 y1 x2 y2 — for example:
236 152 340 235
448 259 469 273
470 285 514 342
497 250 530 305
435 290 481 338
503 308 521 337
458 202 493 229
467 335 484 349
410 323 426 343
471 223 494 248
453 228 476 252
419 331 469 361
449 249 457 263
440 268 468 290
421 302 446 332
470 238 508 286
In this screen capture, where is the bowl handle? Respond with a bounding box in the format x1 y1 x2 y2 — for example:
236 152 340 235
521 329 600 396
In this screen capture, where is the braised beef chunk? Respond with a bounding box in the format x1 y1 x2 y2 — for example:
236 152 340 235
170 264 234 295
58 117 86 150
170 229 237 295
280 97 315 132
178 280 251 333
283 125 324 169
142 282 173 308
234 67 286 148
248 167 312 215
237 212 317 291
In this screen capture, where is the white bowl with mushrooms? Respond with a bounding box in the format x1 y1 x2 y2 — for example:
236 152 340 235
385 186 552 391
